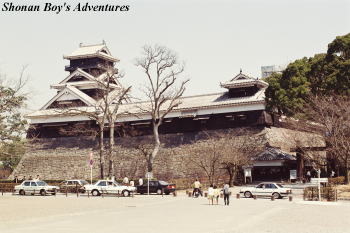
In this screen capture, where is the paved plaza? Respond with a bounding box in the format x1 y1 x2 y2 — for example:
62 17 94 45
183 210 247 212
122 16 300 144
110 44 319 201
1 191 350 233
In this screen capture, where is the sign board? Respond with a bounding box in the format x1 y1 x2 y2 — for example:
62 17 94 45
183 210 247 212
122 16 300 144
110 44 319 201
310 178 328 184
244 168 252 177
290 170 297 180
145 172 153 179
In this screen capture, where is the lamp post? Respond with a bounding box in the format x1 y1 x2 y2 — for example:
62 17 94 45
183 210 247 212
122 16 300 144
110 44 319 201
318 169 321 201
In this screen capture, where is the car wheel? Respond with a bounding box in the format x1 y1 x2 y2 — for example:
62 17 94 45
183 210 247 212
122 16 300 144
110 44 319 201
40 189 46 196
165 192 170 195
272 192 281 199
122 190 130 197
244 191 252 198
156 189 162 195
92 189 100 196
19 190 25 195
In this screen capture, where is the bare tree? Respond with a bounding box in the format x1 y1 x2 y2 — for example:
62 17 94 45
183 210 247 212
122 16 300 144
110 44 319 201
135 45 189 173
220 129 265 186
104 71 131 177
184 138 225 185
305 95 350 183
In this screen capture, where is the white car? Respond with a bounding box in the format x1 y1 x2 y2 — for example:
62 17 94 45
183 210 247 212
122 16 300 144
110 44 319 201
239 182 292 199
15 180 59 196
84 180 136 197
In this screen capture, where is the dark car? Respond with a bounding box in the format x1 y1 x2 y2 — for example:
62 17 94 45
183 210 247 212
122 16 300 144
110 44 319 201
59 179 89 193
137 180 176 195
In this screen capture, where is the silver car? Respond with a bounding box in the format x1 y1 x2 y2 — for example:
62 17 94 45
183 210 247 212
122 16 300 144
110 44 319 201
239 182 291 199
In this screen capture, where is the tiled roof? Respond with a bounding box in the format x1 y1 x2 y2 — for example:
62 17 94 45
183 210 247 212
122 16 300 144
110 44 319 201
254 148 296 161
40 85 97 110
63 43 119 62
29 87 266 118
220 72 268 89
59 68 96 84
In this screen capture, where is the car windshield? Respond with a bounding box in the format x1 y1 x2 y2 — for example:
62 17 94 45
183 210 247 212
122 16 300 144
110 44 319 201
81 180 88 185
276 184 284 188
36 181 47 186
159 181 168 185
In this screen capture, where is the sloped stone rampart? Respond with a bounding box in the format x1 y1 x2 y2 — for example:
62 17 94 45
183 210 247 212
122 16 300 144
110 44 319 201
10 127 323 180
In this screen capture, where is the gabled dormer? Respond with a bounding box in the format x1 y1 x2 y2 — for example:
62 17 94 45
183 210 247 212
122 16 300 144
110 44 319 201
220 70 268 98
41 85 97 110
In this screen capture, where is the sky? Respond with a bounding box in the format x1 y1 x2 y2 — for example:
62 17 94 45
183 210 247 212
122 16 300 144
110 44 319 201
0 0 349 111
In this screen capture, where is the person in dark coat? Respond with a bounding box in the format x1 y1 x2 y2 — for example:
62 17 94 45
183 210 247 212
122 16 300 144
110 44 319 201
13 176 19 183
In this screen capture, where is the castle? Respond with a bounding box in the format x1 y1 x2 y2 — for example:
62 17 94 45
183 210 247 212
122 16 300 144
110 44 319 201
11 43 324 182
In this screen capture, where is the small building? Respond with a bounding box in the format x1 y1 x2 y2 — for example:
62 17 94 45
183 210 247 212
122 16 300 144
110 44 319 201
252 147 296 181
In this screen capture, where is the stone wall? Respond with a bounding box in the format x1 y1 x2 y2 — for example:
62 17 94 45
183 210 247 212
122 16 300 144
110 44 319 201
10 126 324 181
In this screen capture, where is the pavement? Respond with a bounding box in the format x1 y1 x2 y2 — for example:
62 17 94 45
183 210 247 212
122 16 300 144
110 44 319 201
1 191 350 233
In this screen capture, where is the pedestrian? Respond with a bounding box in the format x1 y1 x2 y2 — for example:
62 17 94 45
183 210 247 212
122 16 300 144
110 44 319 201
22 176 26 182
331 170 335 178
223 183 230 206
208 184 214 205
192 179 202 197
306 170 311 182
123 176 129 184
213 185 220 205
139 177 143 186
34 175 40 181
13 176 19 183
111 175 116 182
130 180 135 187
28 175 33 180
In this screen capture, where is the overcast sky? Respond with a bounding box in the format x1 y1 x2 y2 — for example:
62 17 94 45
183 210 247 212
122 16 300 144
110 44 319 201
0 0 349 111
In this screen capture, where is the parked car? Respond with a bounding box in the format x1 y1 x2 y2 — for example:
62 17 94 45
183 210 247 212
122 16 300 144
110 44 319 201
84 180 136 197
239 182 291 199
14 180 59 196
59 179 89 193
137 180 176 195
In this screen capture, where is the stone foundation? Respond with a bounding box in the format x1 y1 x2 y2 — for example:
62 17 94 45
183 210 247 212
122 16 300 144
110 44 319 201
10 126 324 181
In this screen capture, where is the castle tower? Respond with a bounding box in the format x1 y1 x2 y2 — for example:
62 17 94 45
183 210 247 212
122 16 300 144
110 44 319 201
41 42 122 110
220 70 268 98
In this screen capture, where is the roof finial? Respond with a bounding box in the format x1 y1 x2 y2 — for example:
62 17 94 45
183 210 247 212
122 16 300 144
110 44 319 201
240 68 242 74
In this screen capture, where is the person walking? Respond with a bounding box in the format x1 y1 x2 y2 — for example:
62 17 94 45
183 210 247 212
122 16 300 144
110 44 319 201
22 176 26 182
208 184 214 205
223 183 230 206
130 180 135 187
213 185 220 205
